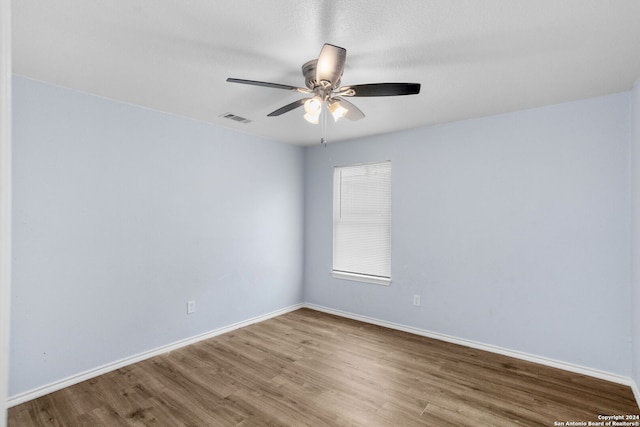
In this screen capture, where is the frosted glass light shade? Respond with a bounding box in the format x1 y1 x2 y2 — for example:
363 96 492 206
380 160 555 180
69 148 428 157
304 113 319 124
304 97 322 115
328 99 348 121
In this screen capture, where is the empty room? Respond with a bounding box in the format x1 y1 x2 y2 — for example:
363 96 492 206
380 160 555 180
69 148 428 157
2 1 640 426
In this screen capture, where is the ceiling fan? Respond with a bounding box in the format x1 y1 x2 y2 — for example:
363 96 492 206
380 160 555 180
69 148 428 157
227 43 421 124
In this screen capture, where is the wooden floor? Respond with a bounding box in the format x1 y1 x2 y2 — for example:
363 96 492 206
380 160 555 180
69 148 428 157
8 308 639 426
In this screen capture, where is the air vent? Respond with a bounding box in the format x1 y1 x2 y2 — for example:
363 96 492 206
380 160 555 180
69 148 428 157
220 112 251 124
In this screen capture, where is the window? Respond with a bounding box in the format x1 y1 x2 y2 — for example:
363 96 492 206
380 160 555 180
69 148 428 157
332 161 391 285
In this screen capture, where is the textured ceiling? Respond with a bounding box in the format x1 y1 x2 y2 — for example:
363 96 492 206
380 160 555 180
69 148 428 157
12 0 640 146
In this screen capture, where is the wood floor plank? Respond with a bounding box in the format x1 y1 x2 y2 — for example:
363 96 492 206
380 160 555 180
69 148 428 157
8 308 639 426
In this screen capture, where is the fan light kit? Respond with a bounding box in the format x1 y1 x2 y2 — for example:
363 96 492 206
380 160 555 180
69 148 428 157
227 44 421 126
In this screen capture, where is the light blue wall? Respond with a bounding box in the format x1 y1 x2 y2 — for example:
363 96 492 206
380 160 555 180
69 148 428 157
10 76 304 396
631 79 640 390
10 74 636 398
304 93 632 376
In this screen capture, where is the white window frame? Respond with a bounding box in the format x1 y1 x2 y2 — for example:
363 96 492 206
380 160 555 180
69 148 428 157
332 161 391 286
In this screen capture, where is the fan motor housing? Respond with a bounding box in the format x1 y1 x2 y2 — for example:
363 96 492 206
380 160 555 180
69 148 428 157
302 59 341 90
302 59 318 89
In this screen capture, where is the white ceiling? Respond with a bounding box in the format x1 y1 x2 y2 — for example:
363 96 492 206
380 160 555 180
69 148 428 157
12 0 640 146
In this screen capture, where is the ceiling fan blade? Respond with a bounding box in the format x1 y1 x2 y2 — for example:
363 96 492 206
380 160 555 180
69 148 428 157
334 98 365 121
267 98 309 117
340 83 421 97
316 44 346 86
226 78 306 92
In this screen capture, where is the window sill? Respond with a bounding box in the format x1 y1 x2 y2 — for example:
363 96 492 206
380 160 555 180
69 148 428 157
332 271 391 286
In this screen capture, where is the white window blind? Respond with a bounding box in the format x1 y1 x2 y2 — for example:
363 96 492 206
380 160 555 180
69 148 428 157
333 161 391 285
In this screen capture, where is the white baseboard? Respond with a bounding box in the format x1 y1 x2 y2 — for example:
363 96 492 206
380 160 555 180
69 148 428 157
632 379 640 409
8 302 639 410
7 303 304 408
303 303 635 388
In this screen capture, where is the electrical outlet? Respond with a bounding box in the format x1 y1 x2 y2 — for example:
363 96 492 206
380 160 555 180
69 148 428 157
413 295 421 306
187 300 196 314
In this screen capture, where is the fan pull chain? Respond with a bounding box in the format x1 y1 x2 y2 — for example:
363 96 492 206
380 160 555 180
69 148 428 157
321 103 328 147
